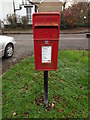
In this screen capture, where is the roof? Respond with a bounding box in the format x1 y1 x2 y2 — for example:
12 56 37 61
42 0 63 2
31 0 63 3
30 0 41 3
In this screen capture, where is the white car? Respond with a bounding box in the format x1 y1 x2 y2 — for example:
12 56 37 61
0 35 16 58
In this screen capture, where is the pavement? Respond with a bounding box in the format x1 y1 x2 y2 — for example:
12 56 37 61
4 28 89 34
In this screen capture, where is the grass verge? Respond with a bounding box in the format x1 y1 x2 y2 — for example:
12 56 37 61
2 50 88 119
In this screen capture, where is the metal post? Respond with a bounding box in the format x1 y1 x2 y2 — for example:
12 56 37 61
44 71 48 105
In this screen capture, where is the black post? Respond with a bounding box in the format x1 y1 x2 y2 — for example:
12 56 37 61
44 71 48 105
13 0 16 15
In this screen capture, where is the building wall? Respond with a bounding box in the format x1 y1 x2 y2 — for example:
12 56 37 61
0 0 14 24
35 2 62 12
16 6 26 17
16 5 35 24
0 0 35 25
0 1 3 21
0 0 62 25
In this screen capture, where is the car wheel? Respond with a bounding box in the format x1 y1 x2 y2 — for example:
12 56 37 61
4 44 14 58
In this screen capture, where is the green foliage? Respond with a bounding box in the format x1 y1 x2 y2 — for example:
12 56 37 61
2 50 88 118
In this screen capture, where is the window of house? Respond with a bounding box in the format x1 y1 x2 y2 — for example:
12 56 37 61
26 7 32 24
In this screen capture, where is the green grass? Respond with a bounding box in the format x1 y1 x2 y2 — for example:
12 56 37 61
2 50 88 119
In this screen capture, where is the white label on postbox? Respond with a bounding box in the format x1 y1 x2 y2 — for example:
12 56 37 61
42 46 52 63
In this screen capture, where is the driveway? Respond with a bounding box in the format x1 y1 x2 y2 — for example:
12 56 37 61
0 33 88 75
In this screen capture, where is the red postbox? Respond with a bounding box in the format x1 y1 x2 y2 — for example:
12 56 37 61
33 12 61 71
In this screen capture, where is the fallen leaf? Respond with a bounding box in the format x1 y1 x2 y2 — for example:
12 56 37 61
53 94 60 103
35 96 44 106
24 85 28 93
60 79 63 83
74 108 76 112
24 112 29 117
59 108 63 113
63 98 65 101
71 112 74 117
24 88 28 93
80 86 82 90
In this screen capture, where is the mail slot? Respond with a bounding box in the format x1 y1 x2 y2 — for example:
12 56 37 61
33 12 61 70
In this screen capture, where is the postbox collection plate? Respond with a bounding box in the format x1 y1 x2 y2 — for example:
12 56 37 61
42 46 52 63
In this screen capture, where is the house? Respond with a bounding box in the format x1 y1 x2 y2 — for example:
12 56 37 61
15 1 36 24
0 0 14 24
31 0 63 12
0 0 36 25
0 0 63 25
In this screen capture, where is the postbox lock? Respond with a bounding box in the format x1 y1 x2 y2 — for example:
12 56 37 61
45 40 49 44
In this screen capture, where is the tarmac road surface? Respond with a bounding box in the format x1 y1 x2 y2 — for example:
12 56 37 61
0 33 88 75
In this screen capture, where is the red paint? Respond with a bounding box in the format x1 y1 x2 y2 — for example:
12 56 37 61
33 12 61 70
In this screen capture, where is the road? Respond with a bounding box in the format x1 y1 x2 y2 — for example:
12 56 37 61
0 33 88 75
60 33 88 50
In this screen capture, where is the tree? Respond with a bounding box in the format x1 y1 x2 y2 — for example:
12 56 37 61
63 2 67 10
62 2 88 28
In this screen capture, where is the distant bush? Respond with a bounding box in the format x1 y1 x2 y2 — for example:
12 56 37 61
0 20 4 34
21 16 28 29
7 14 29 29
7 14 17 29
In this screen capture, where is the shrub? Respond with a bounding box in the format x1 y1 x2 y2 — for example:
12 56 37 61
21 16 28 29
7 14 17 29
